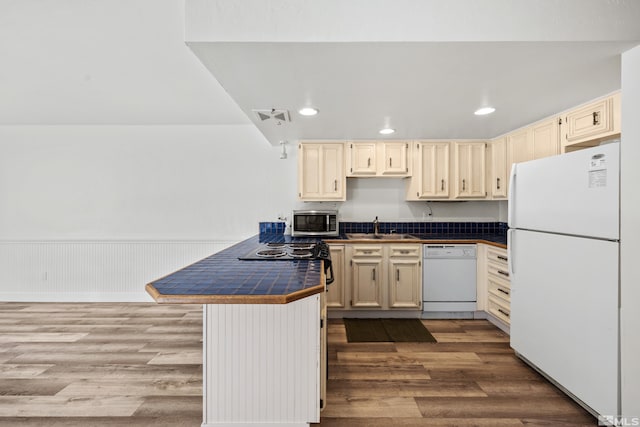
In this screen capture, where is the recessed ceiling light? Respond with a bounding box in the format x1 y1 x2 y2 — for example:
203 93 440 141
298 107 319 116
474 107 496 116
379 127 395 135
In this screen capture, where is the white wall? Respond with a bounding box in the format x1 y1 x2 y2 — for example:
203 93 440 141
620 45 640 421
299 178 505 222
0 124 299 301
0 125 297 240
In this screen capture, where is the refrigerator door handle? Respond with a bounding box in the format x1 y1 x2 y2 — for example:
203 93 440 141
507 163 517 226
507 229 515 276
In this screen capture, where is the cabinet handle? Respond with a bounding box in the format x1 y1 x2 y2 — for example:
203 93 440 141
497 269 510 277
367 158 371 167
372 269 376 281
498 288 510 296
498 308 510 317
389 158 392 167
334 180 337 191
441 179 445 191
363 251 372 254
396 269 400 281
400 250 410 254
496 177 501 190
462 179 466 191
593 111 599 125
497 255 508 262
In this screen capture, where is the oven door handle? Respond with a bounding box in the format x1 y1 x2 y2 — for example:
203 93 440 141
325 259 334 285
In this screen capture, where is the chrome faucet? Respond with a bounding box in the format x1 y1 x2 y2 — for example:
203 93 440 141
373 216 380 236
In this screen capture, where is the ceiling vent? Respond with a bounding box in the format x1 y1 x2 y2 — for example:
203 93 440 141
253 109 291 125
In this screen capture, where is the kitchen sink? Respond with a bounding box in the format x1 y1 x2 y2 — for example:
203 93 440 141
346 233 419 240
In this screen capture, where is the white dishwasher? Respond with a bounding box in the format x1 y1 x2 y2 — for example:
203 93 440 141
423 244 477 317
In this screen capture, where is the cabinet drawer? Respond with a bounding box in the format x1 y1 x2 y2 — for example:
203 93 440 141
488 296 511 325
488 277 511 302
389 245 421 258
486 246 508 266
351 245 383 257
487 261 510 282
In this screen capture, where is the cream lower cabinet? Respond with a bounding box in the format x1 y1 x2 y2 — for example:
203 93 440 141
388 245 422 309
484 245 511 328
326 245 346 308
349 245 384 308
336 243 422 311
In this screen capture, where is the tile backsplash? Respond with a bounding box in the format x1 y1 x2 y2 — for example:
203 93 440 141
259 221 507 235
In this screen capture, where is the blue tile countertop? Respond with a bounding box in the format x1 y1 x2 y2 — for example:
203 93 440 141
146 235 325 305
146 224 507 305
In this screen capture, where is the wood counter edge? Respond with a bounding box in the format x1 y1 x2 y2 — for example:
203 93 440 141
324 237 507 249
145 282 325 305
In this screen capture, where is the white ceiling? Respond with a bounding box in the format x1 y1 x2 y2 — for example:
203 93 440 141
185 0 640 144
0 0 249 126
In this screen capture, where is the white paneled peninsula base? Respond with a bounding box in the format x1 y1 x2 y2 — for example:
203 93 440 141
145 235 327 427
202 296 322 427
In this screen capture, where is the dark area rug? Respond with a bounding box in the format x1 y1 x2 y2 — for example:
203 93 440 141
343 318 437 343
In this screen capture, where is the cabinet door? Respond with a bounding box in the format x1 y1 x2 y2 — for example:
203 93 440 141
532 118 560 160
506 129 533 193
321 143 345 200
453 142 486 199
388 258 421 309
298 143 323 200
489 138 508 199
564 97 613 144
380 142 409 176
416 142 449 199
348 142 377 176
326 245 345 308
351 258 383 308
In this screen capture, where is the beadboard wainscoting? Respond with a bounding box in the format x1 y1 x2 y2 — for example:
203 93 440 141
0 240 238 302
203 296 321 426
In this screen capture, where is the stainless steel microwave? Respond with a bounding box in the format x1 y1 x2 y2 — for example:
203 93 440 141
291 210 339 237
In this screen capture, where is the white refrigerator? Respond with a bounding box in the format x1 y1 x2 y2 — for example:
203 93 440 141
508 142 620 418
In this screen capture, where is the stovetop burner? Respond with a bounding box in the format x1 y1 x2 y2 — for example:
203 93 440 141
266 243 286 248
255 249 287 258
289 249 314 258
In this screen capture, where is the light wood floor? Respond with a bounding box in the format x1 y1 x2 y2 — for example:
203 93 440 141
0 303 597 426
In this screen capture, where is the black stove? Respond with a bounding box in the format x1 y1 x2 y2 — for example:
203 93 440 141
239 241 334 284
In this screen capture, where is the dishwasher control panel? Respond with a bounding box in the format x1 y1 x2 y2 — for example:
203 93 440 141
424 245 477 258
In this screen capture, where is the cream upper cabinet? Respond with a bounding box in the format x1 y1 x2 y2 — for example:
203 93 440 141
298 142 346 201
507 128 533 170
347 142 377 176
562 92 621 150
326 245 345 308
488 137 508 199
407 141 450 200
380 142 409 176
453 142 486 199
531 117 560 159
347 141 410 177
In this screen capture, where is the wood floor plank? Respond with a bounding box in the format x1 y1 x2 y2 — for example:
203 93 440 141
0 303 598 426
321 396 423 418
55 378 202 397
146 350 202 365
0 333 88 343
0 396 144 417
